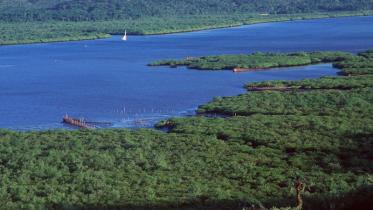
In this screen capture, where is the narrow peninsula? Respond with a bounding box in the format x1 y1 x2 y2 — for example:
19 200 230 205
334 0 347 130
149 51 353 71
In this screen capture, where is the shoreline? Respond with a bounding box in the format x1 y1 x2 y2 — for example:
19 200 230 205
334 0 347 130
149 52 352 72
0 63 341 131
1 11 373 46
133 11 373 36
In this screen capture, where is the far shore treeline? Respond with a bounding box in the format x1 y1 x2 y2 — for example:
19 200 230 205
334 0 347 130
2 0 372 22
0 0 373 45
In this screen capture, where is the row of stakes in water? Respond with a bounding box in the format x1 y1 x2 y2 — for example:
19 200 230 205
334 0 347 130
112 107 179 126
113 107 180 116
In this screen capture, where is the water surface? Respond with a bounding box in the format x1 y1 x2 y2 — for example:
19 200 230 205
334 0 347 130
0 16 372 130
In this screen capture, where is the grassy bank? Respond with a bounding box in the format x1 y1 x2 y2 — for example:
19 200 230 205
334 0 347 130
0 50 372 209
1 10 373 46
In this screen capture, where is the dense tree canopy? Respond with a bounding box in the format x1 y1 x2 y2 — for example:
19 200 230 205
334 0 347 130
0 49 372 209
1 0 373 22
149 51 353 70
1 0 372 45
3 11 372 46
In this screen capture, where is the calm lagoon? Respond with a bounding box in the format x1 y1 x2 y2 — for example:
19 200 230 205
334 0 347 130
0 16 373 129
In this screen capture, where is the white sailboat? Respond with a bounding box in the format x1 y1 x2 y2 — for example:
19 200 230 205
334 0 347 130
122 30 128 41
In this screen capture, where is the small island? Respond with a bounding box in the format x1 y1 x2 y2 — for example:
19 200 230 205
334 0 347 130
149 51 354 71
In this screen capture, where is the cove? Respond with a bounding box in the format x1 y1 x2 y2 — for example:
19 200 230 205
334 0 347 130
0 16 373 130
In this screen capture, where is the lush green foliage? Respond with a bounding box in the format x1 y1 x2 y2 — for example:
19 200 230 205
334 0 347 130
359 49 373 59
4 127 367 210
198 88 373 116
333 50 373 75
158 49 373 208
0 48 372 209
246 76 373 90
0 13 280 45
1 5 373 45
0 117 372 209
158 112 372 150
197 49 373 115
149 51 353 70
1 0 373 22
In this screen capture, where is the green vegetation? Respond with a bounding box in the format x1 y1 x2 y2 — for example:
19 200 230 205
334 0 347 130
162 49 373 208
2 0 372 22
1 0 373 45
1 0 373 208
2 11 373 46
0 50 372 209
149 51 353 70
333 55 373 76
0 119 371 209
246 76 373 90
198 88 372 116
197 50 373 115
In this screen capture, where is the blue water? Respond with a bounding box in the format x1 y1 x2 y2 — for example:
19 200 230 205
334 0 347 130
0 16 372 130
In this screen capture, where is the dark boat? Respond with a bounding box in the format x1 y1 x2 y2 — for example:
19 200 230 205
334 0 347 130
62 114 94 129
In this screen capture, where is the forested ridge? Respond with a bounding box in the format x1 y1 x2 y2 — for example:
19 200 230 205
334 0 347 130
1 0 373 21
0 0 373 45
0 50 372 209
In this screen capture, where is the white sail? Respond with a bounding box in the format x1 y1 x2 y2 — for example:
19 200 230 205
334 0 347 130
122 30 127 41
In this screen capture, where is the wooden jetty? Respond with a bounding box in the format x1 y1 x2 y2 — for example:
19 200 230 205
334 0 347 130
62 114 94 129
